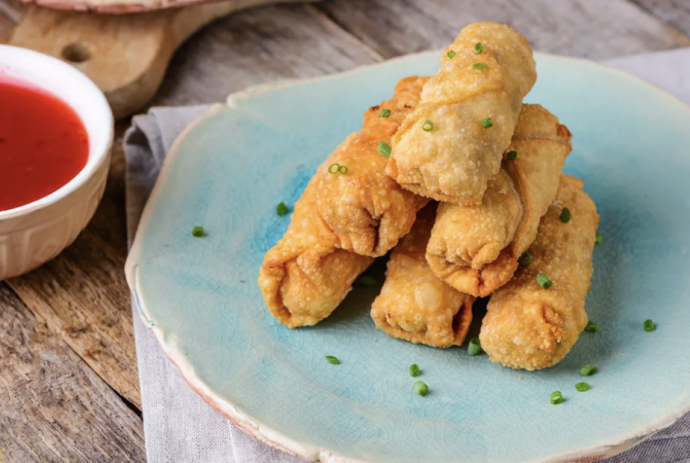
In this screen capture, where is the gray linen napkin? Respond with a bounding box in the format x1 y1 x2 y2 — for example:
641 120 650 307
124 50 690 463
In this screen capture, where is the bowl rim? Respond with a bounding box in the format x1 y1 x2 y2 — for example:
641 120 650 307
0 44 114 221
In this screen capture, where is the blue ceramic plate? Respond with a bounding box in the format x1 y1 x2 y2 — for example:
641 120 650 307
126 52 690 463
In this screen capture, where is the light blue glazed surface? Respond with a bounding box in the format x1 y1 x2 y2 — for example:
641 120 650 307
127 53 690 463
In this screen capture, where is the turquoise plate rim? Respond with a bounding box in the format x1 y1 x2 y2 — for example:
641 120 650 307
126 51 690 463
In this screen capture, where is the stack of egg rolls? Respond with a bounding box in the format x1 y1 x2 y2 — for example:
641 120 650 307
371 204 474 348
259 21 599 373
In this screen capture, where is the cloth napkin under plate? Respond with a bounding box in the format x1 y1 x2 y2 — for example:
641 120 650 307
124 49 690 463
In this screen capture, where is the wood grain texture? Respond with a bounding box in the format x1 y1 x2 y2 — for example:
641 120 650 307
317 0 690 59
0 283 145 463
10 0 313 118
631 0 690 36
0 12 13 43
0 0 19 42
18 0 313 14
152 3 381 106
0 0 23 22
5 122 142 409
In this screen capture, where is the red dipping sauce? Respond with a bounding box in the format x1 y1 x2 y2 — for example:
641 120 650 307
0 80 89 212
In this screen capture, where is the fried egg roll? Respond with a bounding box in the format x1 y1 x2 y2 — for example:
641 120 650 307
314 76 430 257
387 22 537 206
479 175 599 370
371 204 474 348
258 180 374 328
426 104 571 297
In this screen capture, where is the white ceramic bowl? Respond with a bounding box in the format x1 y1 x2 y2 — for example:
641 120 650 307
0 45 113 281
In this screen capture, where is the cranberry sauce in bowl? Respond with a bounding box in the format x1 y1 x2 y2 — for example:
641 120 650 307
0 79 89 212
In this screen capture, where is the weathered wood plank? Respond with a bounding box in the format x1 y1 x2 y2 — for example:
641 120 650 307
6 122 141 409
0 0 19 43
152 3 382 106
0 0 24 24
0 282 145 463
630 0 690 37
316 0 690 59
9 1 319 119
0 13 13 43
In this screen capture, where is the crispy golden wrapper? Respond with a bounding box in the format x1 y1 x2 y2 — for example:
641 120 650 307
258 180 374 328
387 22 537 206
479 175 600 370
371 204 474 348
426 104 571 297
314 76 430 257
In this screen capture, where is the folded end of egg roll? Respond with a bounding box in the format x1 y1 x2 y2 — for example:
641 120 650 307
258 181 374 328
371 204 474 348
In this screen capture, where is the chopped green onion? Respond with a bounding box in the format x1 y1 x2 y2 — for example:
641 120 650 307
325 355 340 365
191 226 205 237
579 363 597 376
472 63 488 70
560 207 572 223
584 321 599 333
481 118 493 129
468 337 483 356
595 232 604 244
378 141 392 158
356 275 378 287
536 273 552 289
474 42 484 54
550 391 563 405
413 381 429 396
327 163 348 175
644 319 655 332
575 382 591 392
409 364 421 377
507 150 518 161
422 120 434 132
276 202 289 216
518 251 532 267
379 108 391 118
447 50 456 59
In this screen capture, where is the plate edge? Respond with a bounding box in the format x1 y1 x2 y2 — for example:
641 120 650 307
123 53 690 463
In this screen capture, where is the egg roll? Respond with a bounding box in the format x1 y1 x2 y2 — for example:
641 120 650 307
387 22 537 206
314 76 430 257
371 204 474 348
479 175 599 370
426 104 571 297
258 179 374 328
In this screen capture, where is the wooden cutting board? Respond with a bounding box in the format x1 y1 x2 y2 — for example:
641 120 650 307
8 0 316 119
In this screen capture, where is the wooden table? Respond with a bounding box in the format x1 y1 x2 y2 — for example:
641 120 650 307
0 1 688 460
